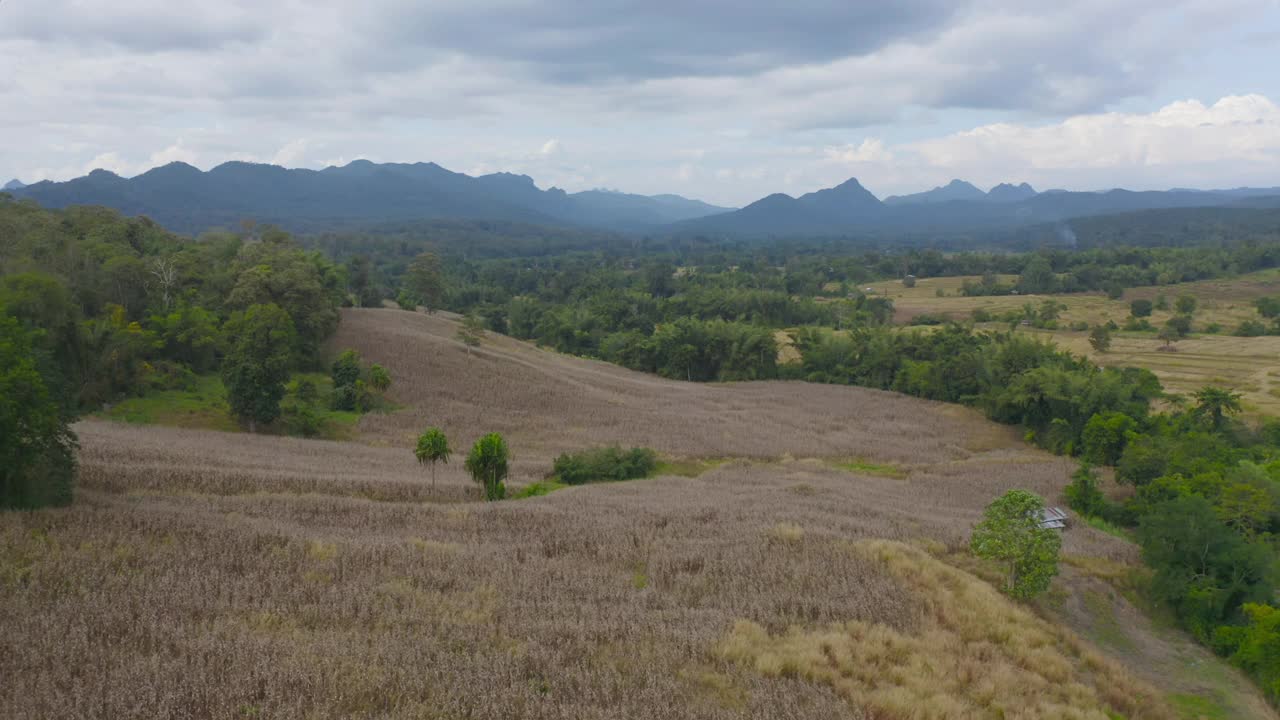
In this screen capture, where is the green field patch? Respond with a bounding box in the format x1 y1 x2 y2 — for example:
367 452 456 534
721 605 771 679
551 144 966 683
511 480 569 499
1167 692 1234 720
655 457 729 478
97 373 364 439
830 458 909 479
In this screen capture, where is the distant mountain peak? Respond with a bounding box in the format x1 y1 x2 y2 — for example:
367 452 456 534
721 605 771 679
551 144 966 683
884 178 984 206
987 181 1037 201
2 179 24 191
86 169 123 180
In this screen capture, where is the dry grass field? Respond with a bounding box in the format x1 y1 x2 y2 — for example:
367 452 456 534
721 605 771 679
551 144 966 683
3 308 1275 719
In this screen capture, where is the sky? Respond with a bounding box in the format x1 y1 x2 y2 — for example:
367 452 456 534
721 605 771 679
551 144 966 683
3 0 1280 206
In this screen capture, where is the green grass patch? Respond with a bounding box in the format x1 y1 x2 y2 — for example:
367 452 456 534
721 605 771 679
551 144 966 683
97 373 366 439
1082 589 1135 653
1084 515 1134 541
97 374 238 432
511 481 568 499
830 458 909 479
1167 692 1234 720
655 457 729 477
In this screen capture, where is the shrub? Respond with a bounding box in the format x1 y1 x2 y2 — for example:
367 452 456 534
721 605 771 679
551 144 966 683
552 446 659 485
331 349 362 389
1065 463 1107 518
1236 319 1268 337
1130 299 1153 318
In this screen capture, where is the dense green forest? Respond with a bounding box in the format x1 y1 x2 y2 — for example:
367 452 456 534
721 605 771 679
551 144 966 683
0 197 347 506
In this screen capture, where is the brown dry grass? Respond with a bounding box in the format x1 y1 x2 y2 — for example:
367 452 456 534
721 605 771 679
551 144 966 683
3 308 1270 718
722 540 1172 720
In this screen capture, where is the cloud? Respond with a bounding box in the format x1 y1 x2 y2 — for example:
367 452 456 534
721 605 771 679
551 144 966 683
356 0 961 82
905 94 1280 190
1 0 1277 205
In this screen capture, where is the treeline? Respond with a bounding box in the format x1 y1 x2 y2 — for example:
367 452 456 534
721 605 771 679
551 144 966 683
0 198 345 506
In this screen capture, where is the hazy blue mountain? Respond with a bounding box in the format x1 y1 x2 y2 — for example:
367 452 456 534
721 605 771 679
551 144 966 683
884 179 985 205
11 160 732 235
676 177 1280 236
12 159 1280 238
3 179 24 191
986 182 1037 203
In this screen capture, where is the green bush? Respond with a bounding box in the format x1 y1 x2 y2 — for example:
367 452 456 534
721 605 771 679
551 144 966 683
1236 319 1269 337
552 446 658 485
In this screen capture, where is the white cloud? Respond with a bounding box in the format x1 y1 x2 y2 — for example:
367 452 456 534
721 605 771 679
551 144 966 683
906 94 1280 190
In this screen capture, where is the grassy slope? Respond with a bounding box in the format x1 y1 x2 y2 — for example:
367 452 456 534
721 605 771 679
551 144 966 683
4 308 1274 718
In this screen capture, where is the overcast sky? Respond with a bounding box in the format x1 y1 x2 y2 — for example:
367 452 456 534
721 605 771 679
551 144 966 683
3 0 1280 205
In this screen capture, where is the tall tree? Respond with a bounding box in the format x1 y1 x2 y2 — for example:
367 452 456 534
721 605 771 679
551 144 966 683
465 433 509 501
1088 325 1113 353
970 489 1061 600
414 427 451 492
456 313 485 354
405 252 445 313
221 304 296 432
0 315 77 508
1191 386 1243 430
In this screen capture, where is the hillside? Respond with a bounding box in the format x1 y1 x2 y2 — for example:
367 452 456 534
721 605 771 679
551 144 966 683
11 160 733 235
4 308 1274 719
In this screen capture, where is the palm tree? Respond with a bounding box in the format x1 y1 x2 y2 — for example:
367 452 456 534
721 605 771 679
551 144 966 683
465 433 509 501
1191 386 1243 430
414 428 451 493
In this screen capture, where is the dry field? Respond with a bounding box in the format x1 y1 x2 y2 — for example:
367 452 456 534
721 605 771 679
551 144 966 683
861 270 1280 416
3 309 1275 719
864 268 1280 328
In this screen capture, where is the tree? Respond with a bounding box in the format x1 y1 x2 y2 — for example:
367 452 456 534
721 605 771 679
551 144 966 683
405 252 445 312
901 274 916 288
970 489 1061 600
1191 386 1243 431
1157 324 1182 349
1138 495 1274 639
221 304 296 432
1088 325 1113 353
414 427 451 492
149 256 179 311
1018 256 1056 294
331 349 362 389
1081 410 1138 465
465 433 509 501
1064 463 1107 518
1176 295 1198 315
1130 299 1154 318
456 313 485 354
1253 296 1280 319
1 315 77 508
368 364 391 393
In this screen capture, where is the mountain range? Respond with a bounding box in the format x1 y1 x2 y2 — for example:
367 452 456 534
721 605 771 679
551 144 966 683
8 160 731 235
2 179 24 191
9 160 1280 238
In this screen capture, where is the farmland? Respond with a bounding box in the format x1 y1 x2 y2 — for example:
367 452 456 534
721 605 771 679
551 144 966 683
3 309 1274 719
860 269 1280 415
